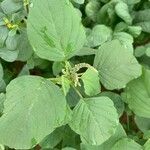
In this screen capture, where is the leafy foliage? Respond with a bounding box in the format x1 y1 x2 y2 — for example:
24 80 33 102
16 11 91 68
0 0 149 149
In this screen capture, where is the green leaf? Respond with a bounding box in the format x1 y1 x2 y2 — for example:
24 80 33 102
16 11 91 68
124 68 150 118
135 116 150 132
0 27 8 48
66 87 80 107
81 68 100 96
144 139 150 150
121 0 140 5
69 97 119 145
76 47 96 56
62 125 80 149
81 123 126 150
52 62 65 76
127 26 142 37
18 65 30 77
85 1 101 22
115 2 132 25
134 46 146 57
27 0 85 61
5 34 19 50
111 138 142 150
86 25 112 47
0 48 19 62
73 0 84 4
0 144 4 150
0 76 67 149
40 127 64 149
133 9 150 33
17 30 33 62
113 32 134 52
1 0 23 14
100 92 124 117
94 40 141 90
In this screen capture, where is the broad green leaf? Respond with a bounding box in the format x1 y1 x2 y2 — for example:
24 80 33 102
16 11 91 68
86 25 112 47
5 34 19 50
115 2 132 25
135 46 146 57
135 116 150 132
94 40 141 90
52 62 65 76
69 97 119 145
0 76 67 149
1 0 23 14
40 127 64 149
124 68 150 118
27 0 85 61
62 125 80 149
0 48 19 62
111 138 142 150
17 30 33 62
66 87 80 107
113 32 134 52
81 123 126 150
100 92 124 117
85 1 101 22
81 68 100 96
133 9 150 33
127 26 142 37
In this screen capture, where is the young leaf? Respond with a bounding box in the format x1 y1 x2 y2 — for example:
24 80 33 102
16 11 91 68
115 2 132 25
69 97 119 145
81 68 100 96
0 76 68 149
86 25 112 47
94 40 142 90
133 9 150 33
113 32 134 52
27 0 85 61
